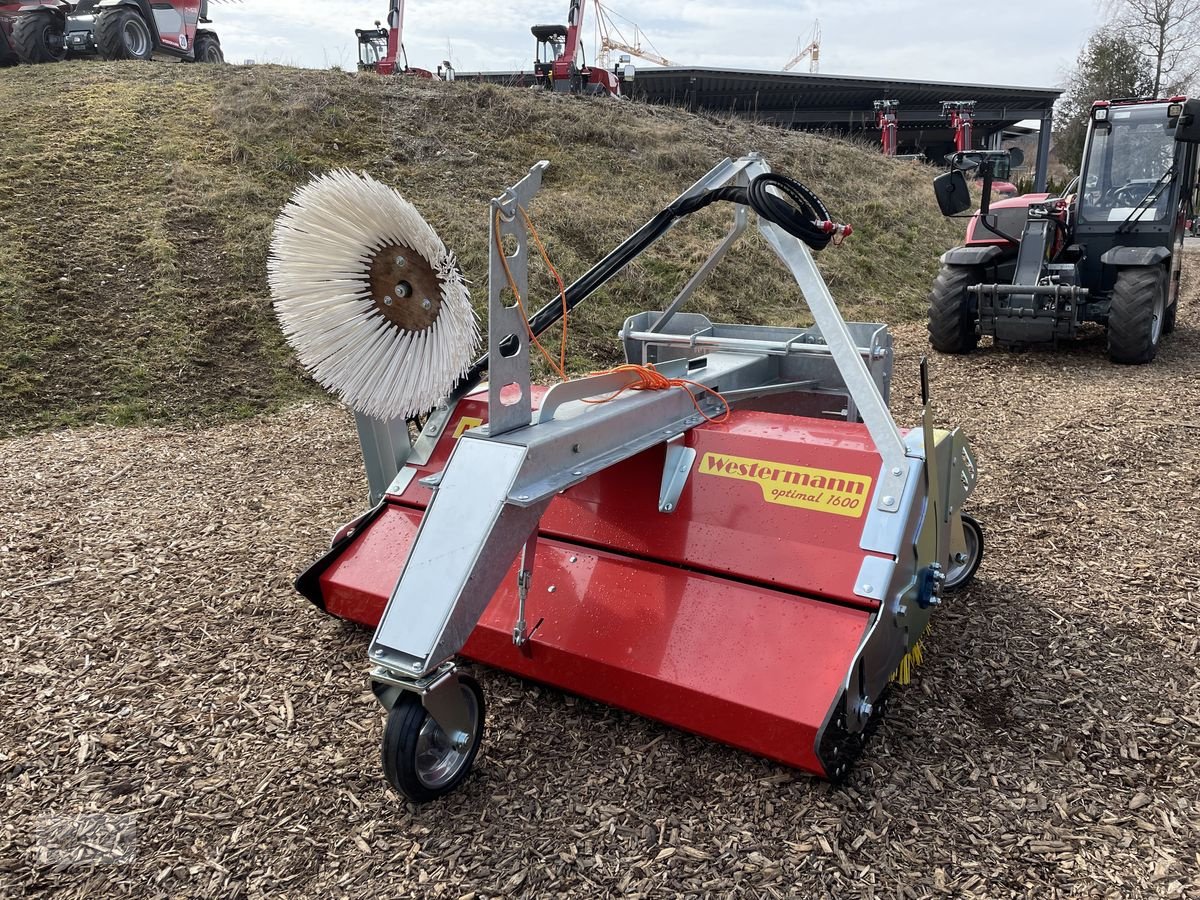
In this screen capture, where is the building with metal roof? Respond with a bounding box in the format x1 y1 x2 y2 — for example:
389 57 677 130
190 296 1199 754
457 66 1062 189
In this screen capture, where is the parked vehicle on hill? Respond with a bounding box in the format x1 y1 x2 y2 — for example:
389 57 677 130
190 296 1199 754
4 0 224 64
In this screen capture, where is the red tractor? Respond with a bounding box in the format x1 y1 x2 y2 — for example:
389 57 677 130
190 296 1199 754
3 0 223 64
930 97 1200 364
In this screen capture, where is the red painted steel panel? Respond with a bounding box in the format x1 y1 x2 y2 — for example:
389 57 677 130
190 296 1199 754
389 390 890 608
322 505 870 775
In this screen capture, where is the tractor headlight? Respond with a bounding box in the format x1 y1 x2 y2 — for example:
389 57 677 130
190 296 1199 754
1168 102 1183 118
1093 106 1109 121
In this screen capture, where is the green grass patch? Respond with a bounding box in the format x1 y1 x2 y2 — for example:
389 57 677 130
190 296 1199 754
0 62 962 437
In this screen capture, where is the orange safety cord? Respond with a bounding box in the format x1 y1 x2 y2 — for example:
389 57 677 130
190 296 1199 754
493 205 731 424
582 363 731 424
493 206 568 380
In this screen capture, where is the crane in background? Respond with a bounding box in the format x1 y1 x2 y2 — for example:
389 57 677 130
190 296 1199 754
783 19 820 73
594 2 671 68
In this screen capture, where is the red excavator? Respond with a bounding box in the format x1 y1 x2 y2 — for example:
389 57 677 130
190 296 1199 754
2 0 223 64
355 0 438 79
532 0 623 96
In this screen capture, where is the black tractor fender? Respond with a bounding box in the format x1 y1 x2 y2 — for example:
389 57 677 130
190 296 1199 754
940 245 1005 266
1100 246 1171 267
95 0 161 43
16 3 68 24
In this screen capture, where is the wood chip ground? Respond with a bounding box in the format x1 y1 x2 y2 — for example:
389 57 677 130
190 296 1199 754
2 259 1199 899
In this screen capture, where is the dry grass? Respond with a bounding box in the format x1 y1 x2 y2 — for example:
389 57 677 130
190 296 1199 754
0 62 960 437
1 255 1198 897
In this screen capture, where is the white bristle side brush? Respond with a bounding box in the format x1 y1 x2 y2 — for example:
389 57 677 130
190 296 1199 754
268 169 478 420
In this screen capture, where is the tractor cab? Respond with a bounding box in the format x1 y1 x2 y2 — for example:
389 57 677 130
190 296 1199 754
929 96 1200 364
356 24 389 71
531 24 567 88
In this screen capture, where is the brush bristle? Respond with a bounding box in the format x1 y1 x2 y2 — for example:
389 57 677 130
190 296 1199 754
268 169 478 420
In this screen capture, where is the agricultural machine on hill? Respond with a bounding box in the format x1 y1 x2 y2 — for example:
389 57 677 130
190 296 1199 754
930 96 1200 364
356 0 447 80
268 155 985 802
0 0 224 64
533 0 628 96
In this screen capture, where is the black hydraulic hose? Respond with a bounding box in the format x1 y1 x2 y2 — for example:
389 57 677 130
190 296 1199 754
450 171 842 397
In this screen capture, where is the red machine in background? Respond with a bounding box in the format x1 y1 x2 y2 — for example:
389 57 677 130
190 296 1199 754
356 0 444 79
532 0 623 96
942 99 975 152
874 99 899 156
942 99 1017 197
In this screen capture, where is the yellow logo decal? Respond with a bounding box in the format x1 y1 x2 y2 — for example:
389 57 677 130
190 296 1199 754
699 452 872 518
452 416 483 439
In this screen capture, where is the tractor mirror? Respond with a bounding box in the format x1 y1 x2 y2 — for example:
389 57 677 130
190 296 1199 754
1174 99 1200 143
934 170 972 216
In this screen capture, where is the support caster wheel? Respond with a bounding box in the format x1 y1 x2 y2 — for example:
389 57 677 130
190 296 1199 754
944 514 983 592
382 674 485 803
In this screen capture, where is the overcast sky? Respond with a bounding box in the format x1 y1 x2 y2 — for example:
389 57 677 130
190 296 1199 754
216 0 1102 88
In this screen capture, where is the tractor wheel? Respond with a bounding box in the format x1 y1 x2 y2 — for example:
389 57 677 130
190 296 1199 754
1107 265 1166 364
12 10 66 64
96 7 154 61
193 32 224 64
0 23 18 67
927 264 982 354
382 675 484 803
1163 301 1178 335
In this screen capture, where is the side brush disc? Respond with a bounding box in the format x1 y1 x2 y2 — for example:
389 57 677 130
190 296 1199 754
268 169 479 420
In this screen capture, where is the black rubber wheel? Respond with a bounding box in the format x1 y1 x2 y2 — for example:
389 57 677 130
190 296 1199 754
1163 301 1178 334
382 675 485 803
928 264 982 354
943 513 983 592
0 23 18 66
192 31 224 64
12 10 66 64
1107 265 1166 364
96 7 153 61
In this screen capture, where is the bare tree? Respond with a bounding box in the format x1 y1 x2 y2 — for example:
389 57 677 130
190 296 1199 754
1104 0 1200 94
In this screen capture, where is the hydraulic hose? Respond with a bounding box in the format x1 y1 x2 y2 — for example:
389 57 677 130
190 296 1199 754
452 171 845 396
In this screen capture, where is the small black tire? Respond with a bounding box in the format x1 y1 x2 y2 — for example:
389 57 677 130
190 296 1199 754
192 31 224 64
1107 265 1166 364
928 264 982 354
382 675 485 803
943 513 983 592
96 7 153 61
12 10 66 64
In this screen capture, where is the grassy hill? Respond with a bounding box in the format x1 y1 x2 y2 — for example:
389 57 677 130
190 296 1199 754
0 62 962 435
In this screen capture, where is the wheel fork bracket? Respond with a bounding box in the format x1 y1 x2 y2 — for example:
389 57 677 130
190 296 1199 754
370 664 473 744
